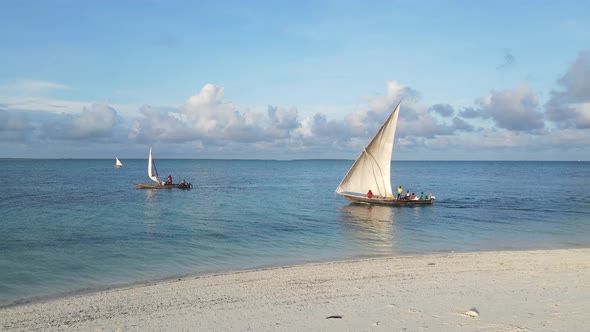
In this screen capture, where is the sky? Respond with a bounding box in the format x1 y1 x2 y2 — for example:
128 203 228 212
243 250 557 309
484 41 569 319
1 0 589 160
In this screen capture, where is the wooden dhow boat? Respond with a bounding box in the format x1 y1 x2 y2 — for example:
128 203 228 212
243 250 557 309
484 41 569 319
335 101 434 206
133 147 192 189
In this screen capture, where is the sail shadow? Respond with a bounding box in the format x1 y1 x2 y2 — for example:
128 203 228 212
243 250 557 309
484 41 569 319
337 204 398 253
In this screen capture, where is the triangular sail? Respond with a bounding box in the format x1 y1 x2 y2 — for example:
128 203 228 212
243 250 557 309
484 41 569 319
115 158 123 167
336 101 401 198
148 147 160 184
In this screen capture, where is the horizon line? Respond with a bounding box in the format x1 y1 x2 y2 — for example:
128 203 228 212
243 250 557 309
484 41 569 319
0 158 587 162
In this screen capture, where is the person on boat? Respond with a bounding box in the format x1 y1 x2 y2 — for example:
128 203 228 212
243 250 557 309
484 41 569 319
420 192 427 200
166 175 173 185
367 190 373 198
410 192 416 200
405 190 410 200
397 186 403 199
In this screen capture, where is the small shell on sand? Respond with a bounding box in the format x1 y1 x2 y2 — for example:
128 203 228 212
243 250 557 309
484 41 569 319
462 308 479 317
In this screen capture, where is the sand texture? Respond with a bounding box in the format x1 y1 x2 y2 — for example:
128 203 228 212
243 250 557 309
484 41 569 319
1 249 589 331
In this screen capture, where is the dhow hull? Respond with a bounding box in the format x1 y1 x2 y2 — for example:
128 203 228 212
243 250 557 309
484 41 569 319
134 183 192 189
340 193 434 206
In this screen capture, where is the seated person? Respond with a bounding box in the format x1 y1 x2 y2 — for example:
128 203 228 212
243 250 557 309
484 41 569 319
166 175 173 185
367 190 373 198
420 192 427 200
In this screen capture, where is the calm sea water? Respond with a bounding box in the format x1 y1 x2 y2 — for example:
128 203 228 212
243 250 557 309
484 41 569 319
1 159 589 306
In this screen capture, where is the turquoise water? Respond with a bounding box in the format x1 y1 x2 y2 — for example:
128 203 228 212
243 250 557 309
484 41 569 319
1 160 589 306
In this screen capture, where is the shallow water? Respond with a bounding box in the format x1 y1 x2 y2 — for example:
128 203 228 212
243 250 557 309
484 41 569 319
1 159 589 305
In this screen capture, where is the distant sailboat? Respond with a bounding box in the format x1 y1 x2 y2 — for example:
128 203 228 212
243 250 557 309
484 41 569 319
335 101 434 205
115 157 123 168
134 147 192 189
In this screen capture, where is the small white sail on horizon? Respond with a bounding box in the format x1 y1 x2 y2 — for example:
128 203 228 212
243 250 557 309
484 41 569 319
336 101 401 199
115 157 123 167
148 147 161 184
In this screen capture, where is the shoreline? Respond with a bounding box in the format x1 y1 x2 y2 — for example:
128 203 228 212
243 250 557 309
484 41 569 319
2 246 579 310
2 248 589 331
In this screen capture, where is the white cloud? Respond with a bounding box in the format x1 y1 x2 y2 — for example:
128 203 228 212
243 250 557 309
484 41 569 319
2 58 590 160
0 94 144 120
430 104 455 117
1 80 70 95
267 105 299 139
558 50 590 103
575 102 590 128
181 84 265 142
458 84 544 132
545 50 590 129
128 105 198 143
0 109 35 142
40 102 120 140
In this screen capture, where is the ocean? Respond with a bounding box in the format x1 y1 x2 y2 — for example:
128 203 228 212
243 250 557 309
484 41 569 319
1 159 589 306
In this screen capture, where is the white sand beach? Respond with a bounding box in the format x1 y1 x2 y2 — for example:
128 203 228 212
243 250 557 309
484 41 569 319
1 249 589 331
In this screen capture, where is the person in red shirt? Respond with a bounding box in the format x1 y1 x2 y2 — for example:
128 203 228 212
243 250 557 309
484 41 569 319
367 190 373 198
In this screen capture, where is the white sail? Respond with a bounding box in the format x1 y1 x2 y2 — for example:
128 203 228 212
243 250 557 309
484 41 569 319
336 101 401 198
115 157 123 167
148 147 161 184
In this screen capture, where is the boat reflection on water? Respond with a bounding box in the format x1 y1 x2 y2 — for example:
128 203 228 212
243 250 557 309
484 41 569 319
338 203 398 255
145 189 157 203
142 189 162 229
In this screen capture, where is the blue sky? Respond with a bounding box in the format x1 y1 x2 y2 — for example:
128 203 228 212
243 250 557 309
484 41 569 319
1 0 589 160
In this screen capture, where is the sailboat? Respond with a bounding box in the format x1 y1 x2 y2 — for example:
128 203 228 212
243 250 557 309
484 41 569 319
335 101 434 205
115 157 123 168
133 147 192 189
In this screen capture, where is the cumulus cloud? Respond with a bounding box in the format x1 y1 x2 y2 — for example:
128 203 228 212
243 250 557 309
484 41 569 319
267 105 299 139
398 110 473 138
459 84 544 132
310 112 349 140
4 60 589 160
286 81 475 154
2 79 536 158
0 109 35 142
459 106 481 119
182 84 266 142
128 105 198 143
40 102 120 140
545 50 590 128
557 50 590 103
430 104 455 117
130 84 304 146
366 81 419 113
